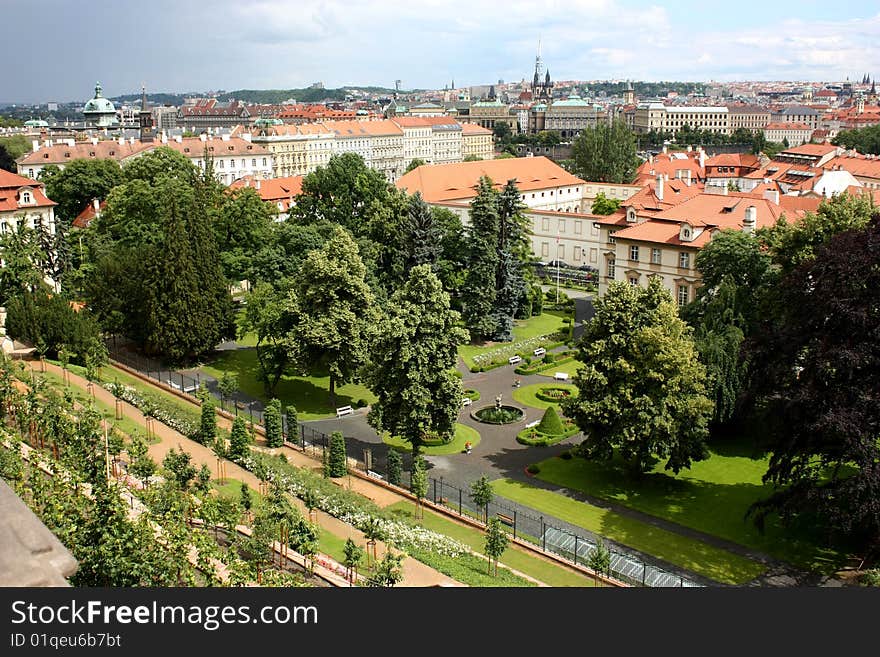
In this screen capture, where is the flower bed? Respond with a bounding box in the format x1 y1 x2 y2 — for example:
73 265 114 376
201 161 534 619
469 335 566 372
516 423 580 447
515 353 576 376
535 387 575 403
104 382 199 440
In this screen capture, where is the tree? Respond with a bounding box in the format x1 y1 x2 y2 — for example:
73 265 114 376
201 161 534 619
286 226 377 408
198 391 217 446
484 517 509 576
492 122 512 142
562 278 713 475
214 186 274 284
228 415 252 462
587 539 612 585
404 192 443 272
264 398 283 448
365 265 468 456
44 159 123 225
493 180 531 340
239 482 253 515
342 538 364 584
745 213 880 550
759 192 876 275
122 146 197 186
0 223 49 306
218 371 239 408
285 405 298 444
405 158 426 173
127 435 156 486
833 123 880 154
328 431 347 477
463 154 482 162
571 120 639 183
410 455 428 519
162 447 198 491
366 551 404 587
461 177 500 340
590 192 621 216
386 447 402 486
470 475 493 524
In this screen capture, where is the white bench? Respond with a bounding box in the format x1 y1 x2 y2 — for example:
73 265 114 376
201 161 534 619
367 470 383 480
336 405 353 417
553 372 569 381
534 347 546 357
525 420 540 429
508 355 522 365
167 379 199 393
462 397 472 407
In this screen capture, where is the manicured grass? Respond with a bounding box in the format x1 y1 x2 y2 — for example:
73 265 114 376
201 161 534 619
537 359 583 378
316 528 349 565
512 383 578 411
458 311 569 368
211 478 263 505
200 348 376 420
99 365 205 417
387 500 601 586
531 445 851 573
383 423 480 455
491 478 768 585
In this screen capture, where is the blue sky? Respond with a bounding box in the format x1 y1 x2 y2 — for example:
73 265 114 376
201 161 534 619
1 0 878 103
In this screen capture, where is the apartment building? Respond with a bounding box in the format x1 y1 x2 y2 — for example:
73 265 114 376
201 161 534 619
633 103 730 136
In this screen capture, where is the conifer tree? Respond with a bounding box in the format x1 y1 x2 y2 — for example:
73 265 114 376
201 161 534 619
461 177 500 340
264 398 283 448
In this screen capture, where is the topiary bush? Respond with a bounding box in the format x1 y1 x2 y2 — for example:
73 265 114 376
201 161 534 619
328 431 347 477
526 464 540 475
536 407 565 435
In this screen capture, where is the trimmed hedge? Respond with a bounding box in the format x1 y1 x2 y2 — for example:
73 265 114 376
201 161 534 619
463 389 481 402
515 353 577 375
536 407 565 435
516 426 579 447
534 387 576 403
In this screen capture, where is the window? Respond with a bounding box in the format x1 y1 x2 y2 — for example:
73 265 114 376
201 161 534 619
557 244 565 259
218 160 224 168
252 159 256 166
630 245 640 262
678 285 689 306
609 232 616 244
574 247 582 261
558 218 566 233
20 191 32 204
629 276 639 286
542 218 550 231
541 242 549 257
574 220 582 234
679 252 690 269
28 169 34 178
541 192 545 197
590 248 597 263
607 258 615 278
651 248 661 264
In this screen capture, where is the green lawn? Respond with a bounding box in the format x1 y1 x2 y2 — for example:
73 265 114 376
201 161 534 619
200 349 376 420
531 445 851 573
384 423 481 455
458 311 569 368
491 478 768 585
512 383 578 411
386 500 601 586
537 359 583 378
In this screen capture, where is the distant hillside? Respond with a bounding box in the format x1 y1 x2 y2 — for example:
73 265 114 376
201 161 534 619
110 93 188 106
218 86 405 104
586 81 707 98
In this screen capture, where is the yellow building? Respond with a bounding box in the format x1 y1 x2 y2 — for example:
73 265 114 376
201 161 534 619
460 122 494 160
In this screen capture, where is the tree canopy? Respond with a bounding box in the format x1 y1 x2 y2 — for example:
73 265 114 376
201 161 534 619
571 120 639 183
563 278 713 474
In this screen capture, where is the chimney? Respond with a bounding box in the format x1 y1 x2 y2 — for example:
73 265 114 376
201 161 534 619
699 148 706 169
161 132 168 144
687 145 692 152
92 198 100 212
90 136 98 146
743 205 757 234
685 170 692 186
175 135 182 143
649 153 654 165
656 175 664 201
763 189 780 205
242 132 252 142
662 144 668 154
32 140 39 153
255 179 261 190
117 136 125 145
66 138 75 147
200 133 207 142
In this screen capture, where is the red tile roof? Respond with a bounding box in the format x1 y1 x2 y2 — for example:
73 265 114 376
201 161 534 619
72 200 105 228
0 171 55 211
229 175 303 211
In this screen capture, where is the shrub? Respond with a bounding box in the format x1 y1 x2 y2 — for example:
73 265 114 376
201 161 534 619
356 398 369 408
536 407 565 435
264 398 283 447
328 431 347 477
386 448 402 486
463 389 481 402
535 386 575 403
543 353 555 364
451 368 463 379
526 464 540 474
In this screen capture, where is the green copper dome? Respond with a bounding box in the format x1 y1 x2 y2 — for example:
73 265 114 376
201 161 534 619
83 82 117 115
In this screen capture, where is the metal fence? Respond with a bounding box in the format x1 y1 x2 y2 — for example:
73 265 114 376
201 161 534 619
425 476 705 588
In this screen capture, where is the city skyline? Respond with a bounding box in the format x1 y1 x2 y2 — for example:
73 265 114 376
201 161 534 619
1 1 879 103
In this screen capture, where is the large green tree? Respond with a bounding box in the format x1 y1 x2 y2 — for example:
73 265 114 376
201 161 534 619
571 120 639 183
461 177 500 340
563 278 713 475
745 215 880 550
215 186 274 284
239 282 296 395
833 123 880 154
286 226 377 407
493 180 530 341
43 159 123 224
365 265 468 456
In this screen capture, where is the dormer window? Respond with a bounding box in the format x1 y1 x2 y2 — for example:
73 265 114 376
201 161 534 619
627 208 636 223
19 190 33 205
680 223 695 242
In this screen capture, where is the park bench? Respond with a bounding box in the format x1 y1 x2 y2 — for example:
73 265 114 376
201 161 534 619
336 405 353 417
462 397 472 407
367 470 383 480
508 355 522 365
166 379 199 394
525 420 539 429
496 512 515 527
553 372 569 381
533 347 546 357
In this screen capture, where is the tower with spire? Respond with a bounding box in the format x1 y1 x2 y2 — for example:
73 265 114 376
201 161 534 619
531 40 553 102
139 85 154 142
623 80 635 105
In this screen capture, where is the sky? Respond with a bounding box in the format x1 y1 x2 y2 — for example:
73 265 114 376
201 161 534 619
2 0 879 103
